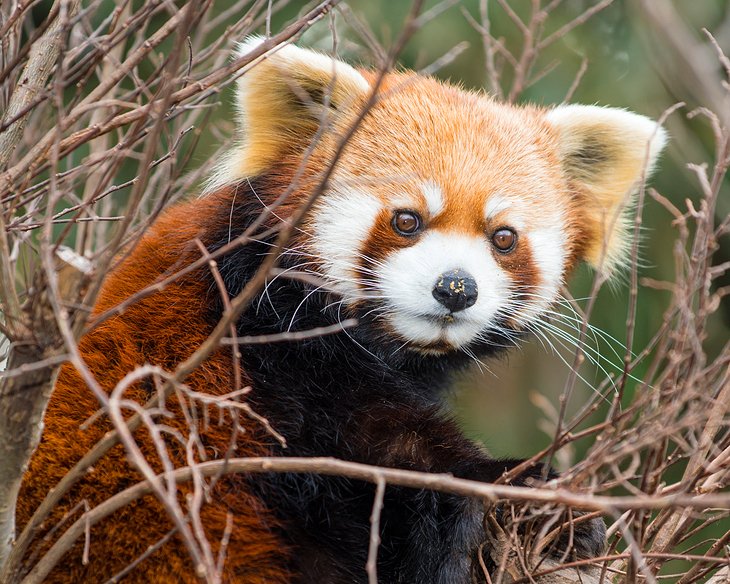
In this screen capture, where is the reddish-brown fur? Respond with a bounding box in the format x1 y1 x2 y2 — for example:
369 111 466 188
17 193 290 583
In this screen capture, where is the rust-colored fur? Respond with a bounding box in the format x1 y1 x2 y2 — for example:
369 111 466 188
17 194 289 583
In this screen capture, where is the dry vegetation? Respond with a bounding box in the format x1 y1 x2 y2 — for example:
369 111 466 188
0 0 728 582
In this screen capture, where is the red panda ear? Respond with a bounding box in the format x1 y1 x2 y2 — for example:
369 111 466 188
207 37 371 190
546 105 667 274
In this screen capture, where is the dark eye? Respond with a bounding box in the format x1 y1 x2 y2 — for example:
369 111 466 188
491 228 517 252
392 211 421 236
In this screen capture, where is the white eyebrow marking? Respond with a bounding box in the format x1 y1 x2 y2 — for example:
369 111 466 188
421 180 444 217
484 195 513 219
485 195 528 231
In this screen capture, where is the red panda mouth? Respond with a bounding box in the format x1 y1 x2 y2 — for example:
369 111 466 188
381 311 487 351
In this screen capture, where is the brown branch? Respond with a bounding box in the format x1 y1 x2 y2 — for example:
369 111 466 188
0 0 81 169
22 456 730 584
221 319 358 345
366 477 385 584
536 0 613 50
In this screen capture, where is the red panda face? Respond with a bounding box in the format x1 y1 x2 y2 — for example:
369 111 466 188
306 78 575 352
213 39 666 356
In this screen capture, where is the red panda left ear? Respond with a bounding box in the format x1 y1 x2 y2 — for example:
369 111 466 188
546 105 668 274
207 37 371 191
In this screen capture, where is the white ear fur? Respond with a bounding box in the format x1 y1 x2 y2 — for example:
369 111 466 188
546 104 667 272
206 36 370 192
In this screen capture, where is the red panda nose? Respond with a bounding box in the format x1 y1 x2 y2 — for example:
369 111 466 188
432 270 478 313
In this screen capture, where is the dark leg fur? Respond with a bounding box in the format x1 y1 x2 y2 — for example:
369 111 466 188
248 406 553 583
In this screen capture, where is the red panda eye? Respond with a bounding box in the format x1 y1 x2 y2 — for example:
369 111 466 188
392 211 421 235
491 228 517 252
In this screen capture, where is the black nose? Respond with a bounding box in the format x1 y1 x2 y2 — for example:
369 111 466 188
432 270 478 313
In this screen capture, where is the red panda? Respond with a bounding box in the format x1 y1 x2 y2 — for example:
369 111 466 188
16 37 666 583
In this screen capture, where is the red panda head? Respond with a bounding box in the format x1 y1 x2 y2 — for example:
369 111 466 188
208 38 667 355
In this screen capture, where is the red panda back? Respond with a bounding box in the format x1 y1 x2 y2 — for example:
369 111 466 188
17 192 290 583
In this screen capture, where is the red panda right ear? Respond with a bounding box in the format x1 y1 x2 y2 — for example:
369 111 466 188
207 37 371 191
546 105 667 274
